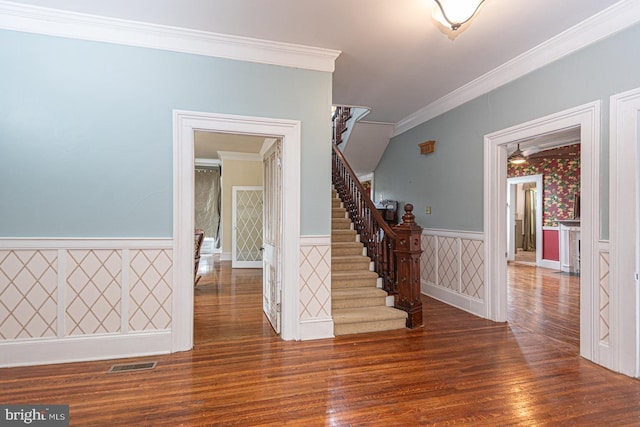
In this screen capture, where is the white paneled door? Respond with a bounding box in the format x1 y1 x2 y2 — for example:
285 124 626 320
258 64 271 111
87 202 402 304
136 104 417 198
262 140 282 334
232 187 264 269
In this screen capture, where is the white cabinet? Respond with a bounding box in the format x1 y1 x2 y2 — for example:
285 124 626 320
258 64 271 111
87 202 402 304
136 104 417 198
559 220 580 273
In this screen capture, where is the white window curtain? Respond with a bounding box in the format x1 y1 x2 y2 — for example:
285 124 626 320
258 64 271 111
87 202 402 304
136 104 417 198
194 166 221 250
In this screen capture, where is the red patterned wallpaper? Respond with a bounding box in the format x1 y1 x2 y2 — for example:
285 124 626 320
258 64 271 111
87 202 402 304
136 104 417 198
507 144 580 227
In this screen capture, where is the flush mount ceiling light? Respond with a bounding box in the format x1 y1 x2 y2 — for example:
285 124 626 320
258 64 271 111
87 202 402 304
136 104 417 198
432 0 485 31
508 144 527 165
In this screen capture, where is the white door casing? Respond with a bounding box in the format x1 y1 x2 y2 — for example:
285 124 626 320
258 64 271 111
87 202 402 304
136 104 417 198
484 101 600 365
232 186 264 269
610 87 640 377
507 175 543 266
262 140 283 333
507 182 517 261
173 110 301 350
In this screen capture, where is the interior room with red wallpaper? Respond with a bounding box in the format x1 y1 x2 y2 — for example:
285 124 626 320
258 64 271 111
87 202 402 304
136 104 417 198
507 143 581 264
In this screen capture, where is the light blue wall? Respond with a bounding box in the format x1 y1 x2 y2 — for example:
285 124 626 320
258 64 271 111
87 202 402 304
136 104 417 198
0 30 332 237
376 23 640 240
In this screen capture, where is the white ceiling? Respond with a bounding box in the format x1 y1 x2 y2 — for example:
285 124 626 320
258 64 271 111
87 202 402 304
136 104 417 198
194 131 265 159
510 127 581 157
343 122 395 176
9 0 625 126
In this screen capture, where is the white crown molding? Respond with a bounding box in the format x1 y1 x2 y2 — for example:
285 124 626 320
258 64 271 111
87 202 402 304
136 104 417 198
194 158 222 167
217 151 262 161
393 0 640 136
259 137 279 157
0 1 340 72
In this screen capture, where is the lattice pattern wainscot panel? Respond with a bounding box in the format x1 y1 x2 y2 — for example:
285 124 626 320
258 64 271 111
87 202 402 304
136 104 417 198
0 241 173 345
0 250 58 340
66 250 122 336
461 239 484 299
420 235 436 285
420 231 485 303
599 250 610 344
129 249 172 331
299 243 331 320
438 237 459 291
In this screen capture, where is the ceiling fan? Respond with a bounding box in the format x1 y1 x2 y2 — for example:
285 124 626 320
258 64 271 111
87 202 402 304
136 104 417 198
508 144 526 164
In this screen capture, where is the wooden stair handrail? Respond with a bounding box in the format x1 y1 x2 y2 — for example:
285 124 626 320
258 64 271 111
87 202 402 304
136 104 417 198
332 143 396 239
332 106 352 146
332 142 397 295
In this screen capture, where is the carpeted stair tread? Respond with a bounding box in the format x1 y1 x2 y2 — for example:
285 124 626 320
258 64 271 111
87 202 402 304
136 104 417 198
333 287 387 298
332 229 358 242
332 242 365 256
332 255 370 263
332 289 387 309
332 218 352 229
332 241 363 248
332 229 356 236
332 208 347 218
332 274 379 288
332 270 378 279
333 261 371 272
334 317 407 335
333 306 406 322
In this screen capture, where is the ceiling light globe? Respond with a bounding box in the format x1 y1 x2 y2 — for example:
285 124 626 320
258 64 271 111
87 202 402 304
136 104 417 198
433 0 485 30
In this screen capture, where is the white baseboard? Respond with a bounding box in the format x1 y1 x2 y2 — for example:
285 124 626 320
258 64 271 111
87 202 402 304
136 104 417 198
539 259 561 270
220 252 232 261
1 331 171 368
421 281 485 318
299 318 334 340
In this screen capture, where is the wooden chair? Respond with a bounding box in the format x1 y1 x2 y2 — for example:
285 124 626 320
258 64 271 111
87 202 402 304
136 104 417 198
194 229 205 286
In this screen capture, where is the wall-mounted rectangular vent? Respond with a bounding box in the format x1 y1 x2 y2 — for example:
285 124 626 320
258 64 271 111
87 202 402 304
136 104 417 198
108 362 157 373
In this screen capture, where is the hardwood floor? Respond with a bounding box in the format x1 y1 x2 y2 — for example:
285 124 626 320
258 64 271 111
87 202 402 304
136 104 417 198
194 255 276 343
508 262 580 354
2 261 640 426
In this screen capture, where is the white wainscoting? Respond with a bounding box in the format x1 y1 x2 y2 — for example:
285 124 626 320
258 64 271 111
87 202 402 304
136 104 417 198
0 238 173 367
299 235 333 340
540 226 561 270
597 241 611 368
420 229 485 317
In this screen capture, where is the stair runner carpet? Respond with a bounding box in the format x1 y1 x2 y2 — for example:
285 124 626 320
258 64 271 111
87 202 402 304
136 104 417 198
331 190 407 335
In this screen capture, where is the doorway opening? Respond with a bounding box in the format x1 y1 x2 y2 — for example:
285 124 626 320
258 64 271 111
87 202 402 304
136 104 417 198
172 110 301 352
507 174 543 267
484 101 600 365
194 131 275 340
195 133 284 337
505 134 582 354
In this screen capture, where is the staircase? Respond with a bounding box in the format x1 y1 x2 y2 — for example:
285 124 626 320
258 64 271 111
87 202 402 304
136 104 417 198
331 189 408 335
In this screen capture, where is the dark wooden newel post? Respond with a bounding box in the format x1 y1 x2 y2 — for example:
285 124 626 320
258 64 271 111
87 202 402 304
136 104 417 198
393 204 423 328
